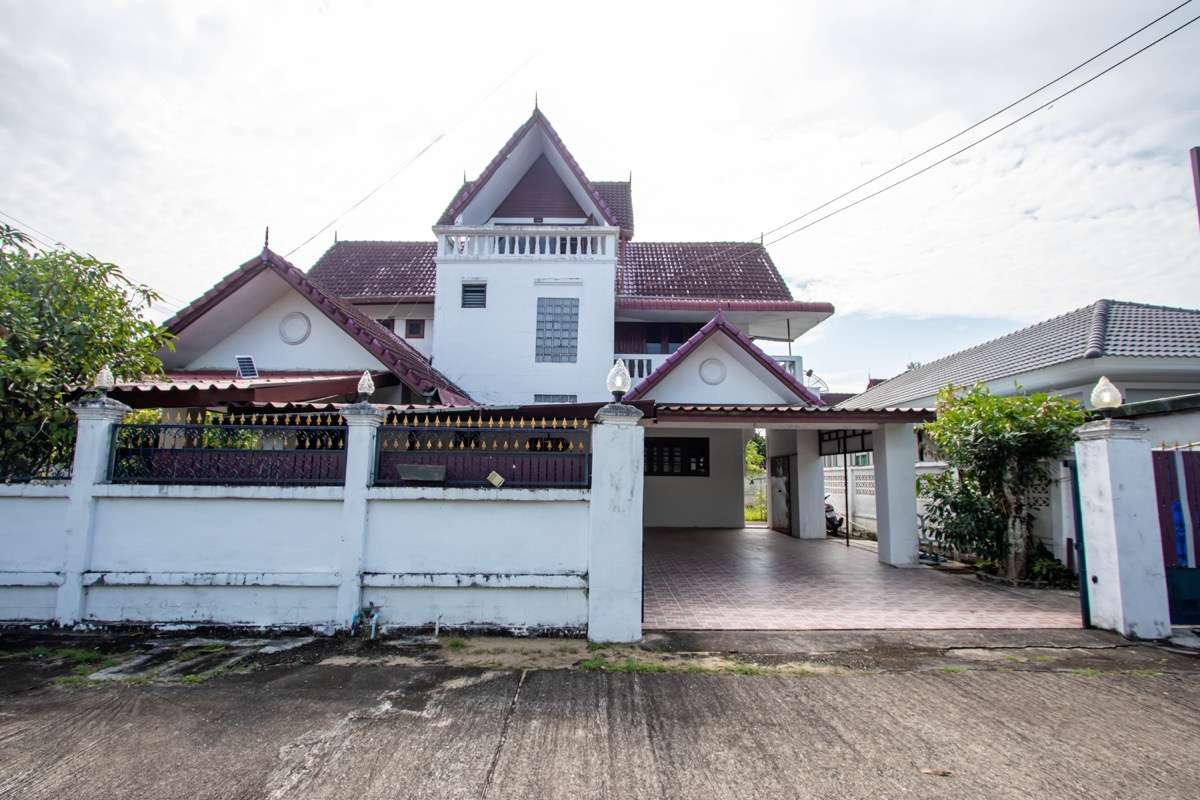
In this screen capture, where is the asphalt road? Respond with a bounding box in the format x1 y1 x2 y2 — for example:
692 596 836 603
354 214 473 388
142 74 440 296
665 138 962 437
1 632 1198 799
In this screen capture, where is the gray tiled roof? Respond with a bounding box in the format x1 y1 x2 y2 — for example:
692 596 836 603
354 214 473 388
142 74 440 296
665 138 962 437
840 299 1200 409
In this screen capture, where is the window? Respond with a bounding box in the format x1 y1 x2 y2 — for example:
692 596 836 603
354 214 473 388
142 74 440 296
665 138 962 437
852 453 872 467
405 319 425 338
643 322 701 355
535 297 579 363
645 437 709 477
377 318 395 332
462 283 487 308
533 394 577 404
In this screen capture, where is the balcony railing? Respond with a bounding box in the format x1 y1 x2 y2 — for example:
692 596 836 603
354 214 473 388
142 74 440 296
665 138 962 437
434 225 619 262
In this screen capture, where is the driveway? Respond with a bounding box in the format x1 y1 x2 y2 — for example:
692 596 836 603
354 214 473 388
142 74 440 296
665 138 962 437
1 630 1197 799
643 527 1083 630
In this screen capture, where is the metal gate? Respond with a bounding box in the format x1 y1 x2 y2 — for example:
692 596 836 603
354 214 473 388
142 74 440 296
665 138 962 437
1152 448 1200 624
769 455 791 535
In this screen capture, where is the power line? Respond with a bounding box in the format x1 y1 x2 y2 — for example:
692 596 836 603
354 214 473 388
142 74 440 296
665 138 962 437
283 52 538 259
0 208 186 310
658 0 1198 284
765 10 1200 248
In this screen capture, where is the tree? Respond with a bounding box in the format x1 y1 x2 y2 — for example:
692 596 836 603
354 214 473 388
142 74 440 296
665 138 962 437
744 433 766 477
0 225 172 477
917 384 1086 580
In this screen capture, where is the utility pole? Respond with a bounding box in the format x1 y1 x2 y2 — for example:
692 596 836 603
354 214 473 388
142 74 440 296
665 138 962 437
1190 146 1200 232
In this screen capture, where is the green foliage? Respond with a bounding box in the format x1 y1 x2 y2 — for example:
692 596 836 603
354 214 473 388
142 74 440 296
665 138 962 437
917 471 1008 562
919 384 1086 579
744 433 765 477
0 225 171 476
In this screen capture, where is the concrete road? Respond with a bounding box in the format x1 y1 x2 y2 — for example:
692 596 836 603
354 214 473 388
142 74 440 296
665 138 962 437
1 631 1198 799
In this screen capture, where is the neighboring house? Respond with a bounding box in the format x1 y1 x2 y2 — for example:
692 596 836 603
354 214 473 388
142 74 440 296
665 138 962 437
828 300 1200 563
841 299 1200 412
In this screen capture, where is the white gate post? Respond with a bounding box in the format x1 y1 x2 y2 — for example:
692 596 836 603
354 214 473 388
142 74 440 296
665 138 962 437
587 402 644 642
1074 418 1171 639
874 423 919 566
335 402 383 627
56 395 130 625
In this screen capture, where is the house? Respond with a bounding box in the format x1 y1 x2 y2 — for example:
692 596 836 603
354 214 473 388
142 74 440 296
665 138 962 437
2 109 942 640
827 300 1200 565
116 107 928 545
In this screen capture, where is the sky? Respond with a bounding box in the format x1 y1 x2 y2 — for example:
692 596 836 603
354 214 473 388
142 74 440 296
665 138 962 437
2 0 1198 392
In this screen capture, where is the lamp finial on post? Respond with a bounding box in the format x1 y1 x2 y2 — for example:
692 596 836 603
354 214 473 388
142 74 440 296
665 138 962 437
357 370 375 403
93 364 115 398
1090 375 1123 417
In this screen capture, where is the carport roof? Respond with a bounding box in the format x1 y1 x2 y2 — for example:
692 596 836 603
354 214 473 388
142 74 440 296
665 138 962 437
654 404 935 424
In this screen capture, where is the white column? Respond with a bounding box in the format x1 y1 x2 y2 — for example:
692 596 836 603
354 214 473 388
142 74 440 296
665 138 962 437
793 431 826 539
587 402 645 642
1074 418 1171 639
335 403 384 626
874 423 919 566
56 395 130 625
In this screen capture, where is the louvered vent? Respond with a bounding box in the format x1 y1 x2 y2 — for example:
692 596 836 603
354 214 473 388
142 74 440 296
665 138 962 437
461 283 487 309
235 355 259 379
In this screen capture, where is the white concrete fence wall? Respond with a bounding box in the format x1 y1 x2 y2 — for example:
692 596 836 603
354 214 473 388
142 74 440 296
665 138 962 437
0 397 645 641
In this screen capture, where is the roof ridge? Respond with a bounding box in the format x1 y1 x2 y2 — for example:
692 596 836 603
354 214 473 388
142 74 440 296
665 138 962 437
1084 299 1110 359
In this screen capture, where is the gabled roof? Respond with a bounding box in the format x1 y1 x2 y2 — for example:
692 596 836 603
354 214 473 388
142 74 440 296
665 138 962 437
436 109 627 234
842 299 1200 409
164 248 472 405
617 242 795 301
492 155 587 219
625 311 825 405
308 241 436 302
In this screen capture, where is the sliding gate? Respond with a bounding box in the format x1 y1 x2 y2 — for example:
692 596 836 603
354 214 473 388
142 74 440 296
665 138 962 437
1152 448 1200 624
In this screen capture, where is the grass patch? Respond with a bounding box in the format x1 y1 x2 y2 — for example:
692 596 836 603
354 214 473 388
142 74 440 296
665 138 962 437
579 654 608 671
1068 667 1102 677
607 658 669 674
586 641 608 652
936 666 968 674
1124 669 1162 678
52 675 96 688
443 637 466 652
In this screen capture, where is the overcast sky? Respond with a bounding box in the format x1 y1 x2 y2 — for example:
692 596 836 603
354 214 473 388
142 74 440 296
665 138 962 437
2 0 1198 391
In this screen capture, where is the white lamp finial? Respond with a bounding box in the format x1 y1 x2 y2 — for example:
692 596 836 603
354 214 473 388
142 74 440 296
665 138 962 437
606 360 632 401
93 364 115 396
1090 375 1122 411
357 370 375 401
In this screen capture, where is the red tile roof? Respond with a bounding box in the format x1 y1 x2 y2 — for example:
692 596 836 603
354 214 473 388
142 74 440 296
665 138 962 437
435 109 626 233
165 248 472 405
617 241 794 301
625 311 824 405
492 155 587 220
308 241 436 302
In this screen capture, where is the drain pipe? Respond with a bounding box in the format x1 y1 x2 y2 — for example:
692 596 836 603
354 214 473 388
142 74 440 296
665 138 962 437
369 608 380 640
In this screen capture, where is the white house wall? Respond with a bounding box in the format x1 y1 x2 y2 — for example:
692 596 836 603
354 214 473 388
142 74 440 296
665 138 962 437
431 259 616 404
643 427 746 528
644 336 793 404
187 290 386 372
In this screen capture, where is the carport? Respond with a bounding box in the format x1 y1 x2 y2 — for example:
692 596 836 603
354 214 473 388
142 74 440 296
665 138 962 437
640 404 1082 631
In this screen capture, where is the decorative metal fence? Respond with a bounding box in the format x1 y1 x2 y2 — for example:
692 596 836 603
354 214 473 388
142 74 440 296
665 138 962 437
375 412 591 488
0 417 76 483
110 412 347 486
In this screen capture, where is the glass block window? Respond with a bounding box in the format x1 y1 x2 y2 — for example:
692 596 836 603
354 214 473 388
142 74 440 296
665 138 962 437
535 297 579 363
533 394 577 404
645 437 710 477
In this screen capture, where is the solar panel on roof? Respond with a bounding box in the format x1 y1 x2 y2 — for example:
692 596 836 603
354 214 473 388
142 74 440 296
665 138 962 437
235 355 258 379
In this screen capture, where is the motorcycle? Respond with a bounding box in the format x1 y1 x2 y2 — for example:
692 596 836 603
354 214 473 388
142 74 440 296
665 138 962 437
824 494 843 535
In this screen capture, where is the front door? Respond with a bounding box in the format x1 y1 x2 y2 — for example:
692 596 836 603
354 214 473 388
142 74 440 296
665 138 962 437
770 455 791 535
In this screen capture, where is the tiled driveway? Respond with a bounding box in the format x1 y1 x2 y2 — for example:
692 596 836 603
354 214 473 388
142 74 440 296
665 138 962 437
643 527 1083 630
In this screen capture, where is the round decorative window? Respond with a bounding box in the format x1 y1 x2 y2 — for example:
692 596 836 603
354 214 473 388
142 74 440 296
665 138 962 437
278 311 311 345
698 357 727 386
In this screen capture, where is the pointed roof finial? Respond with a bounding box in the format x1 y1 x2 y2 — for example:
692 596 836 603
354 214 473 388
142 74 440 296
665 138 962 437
534 91 538 110
264 226 270 249
334 230 338 244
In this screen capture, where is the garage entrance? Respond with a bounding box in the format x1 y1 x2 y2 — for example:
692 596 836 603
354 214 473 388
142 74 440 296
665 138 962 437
642 527 1082 630
640 404 1082 631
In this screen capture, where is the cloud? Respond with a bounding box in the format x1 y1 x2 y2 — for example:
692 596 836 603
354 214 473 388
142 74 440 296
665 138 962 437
1 0 1196 337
